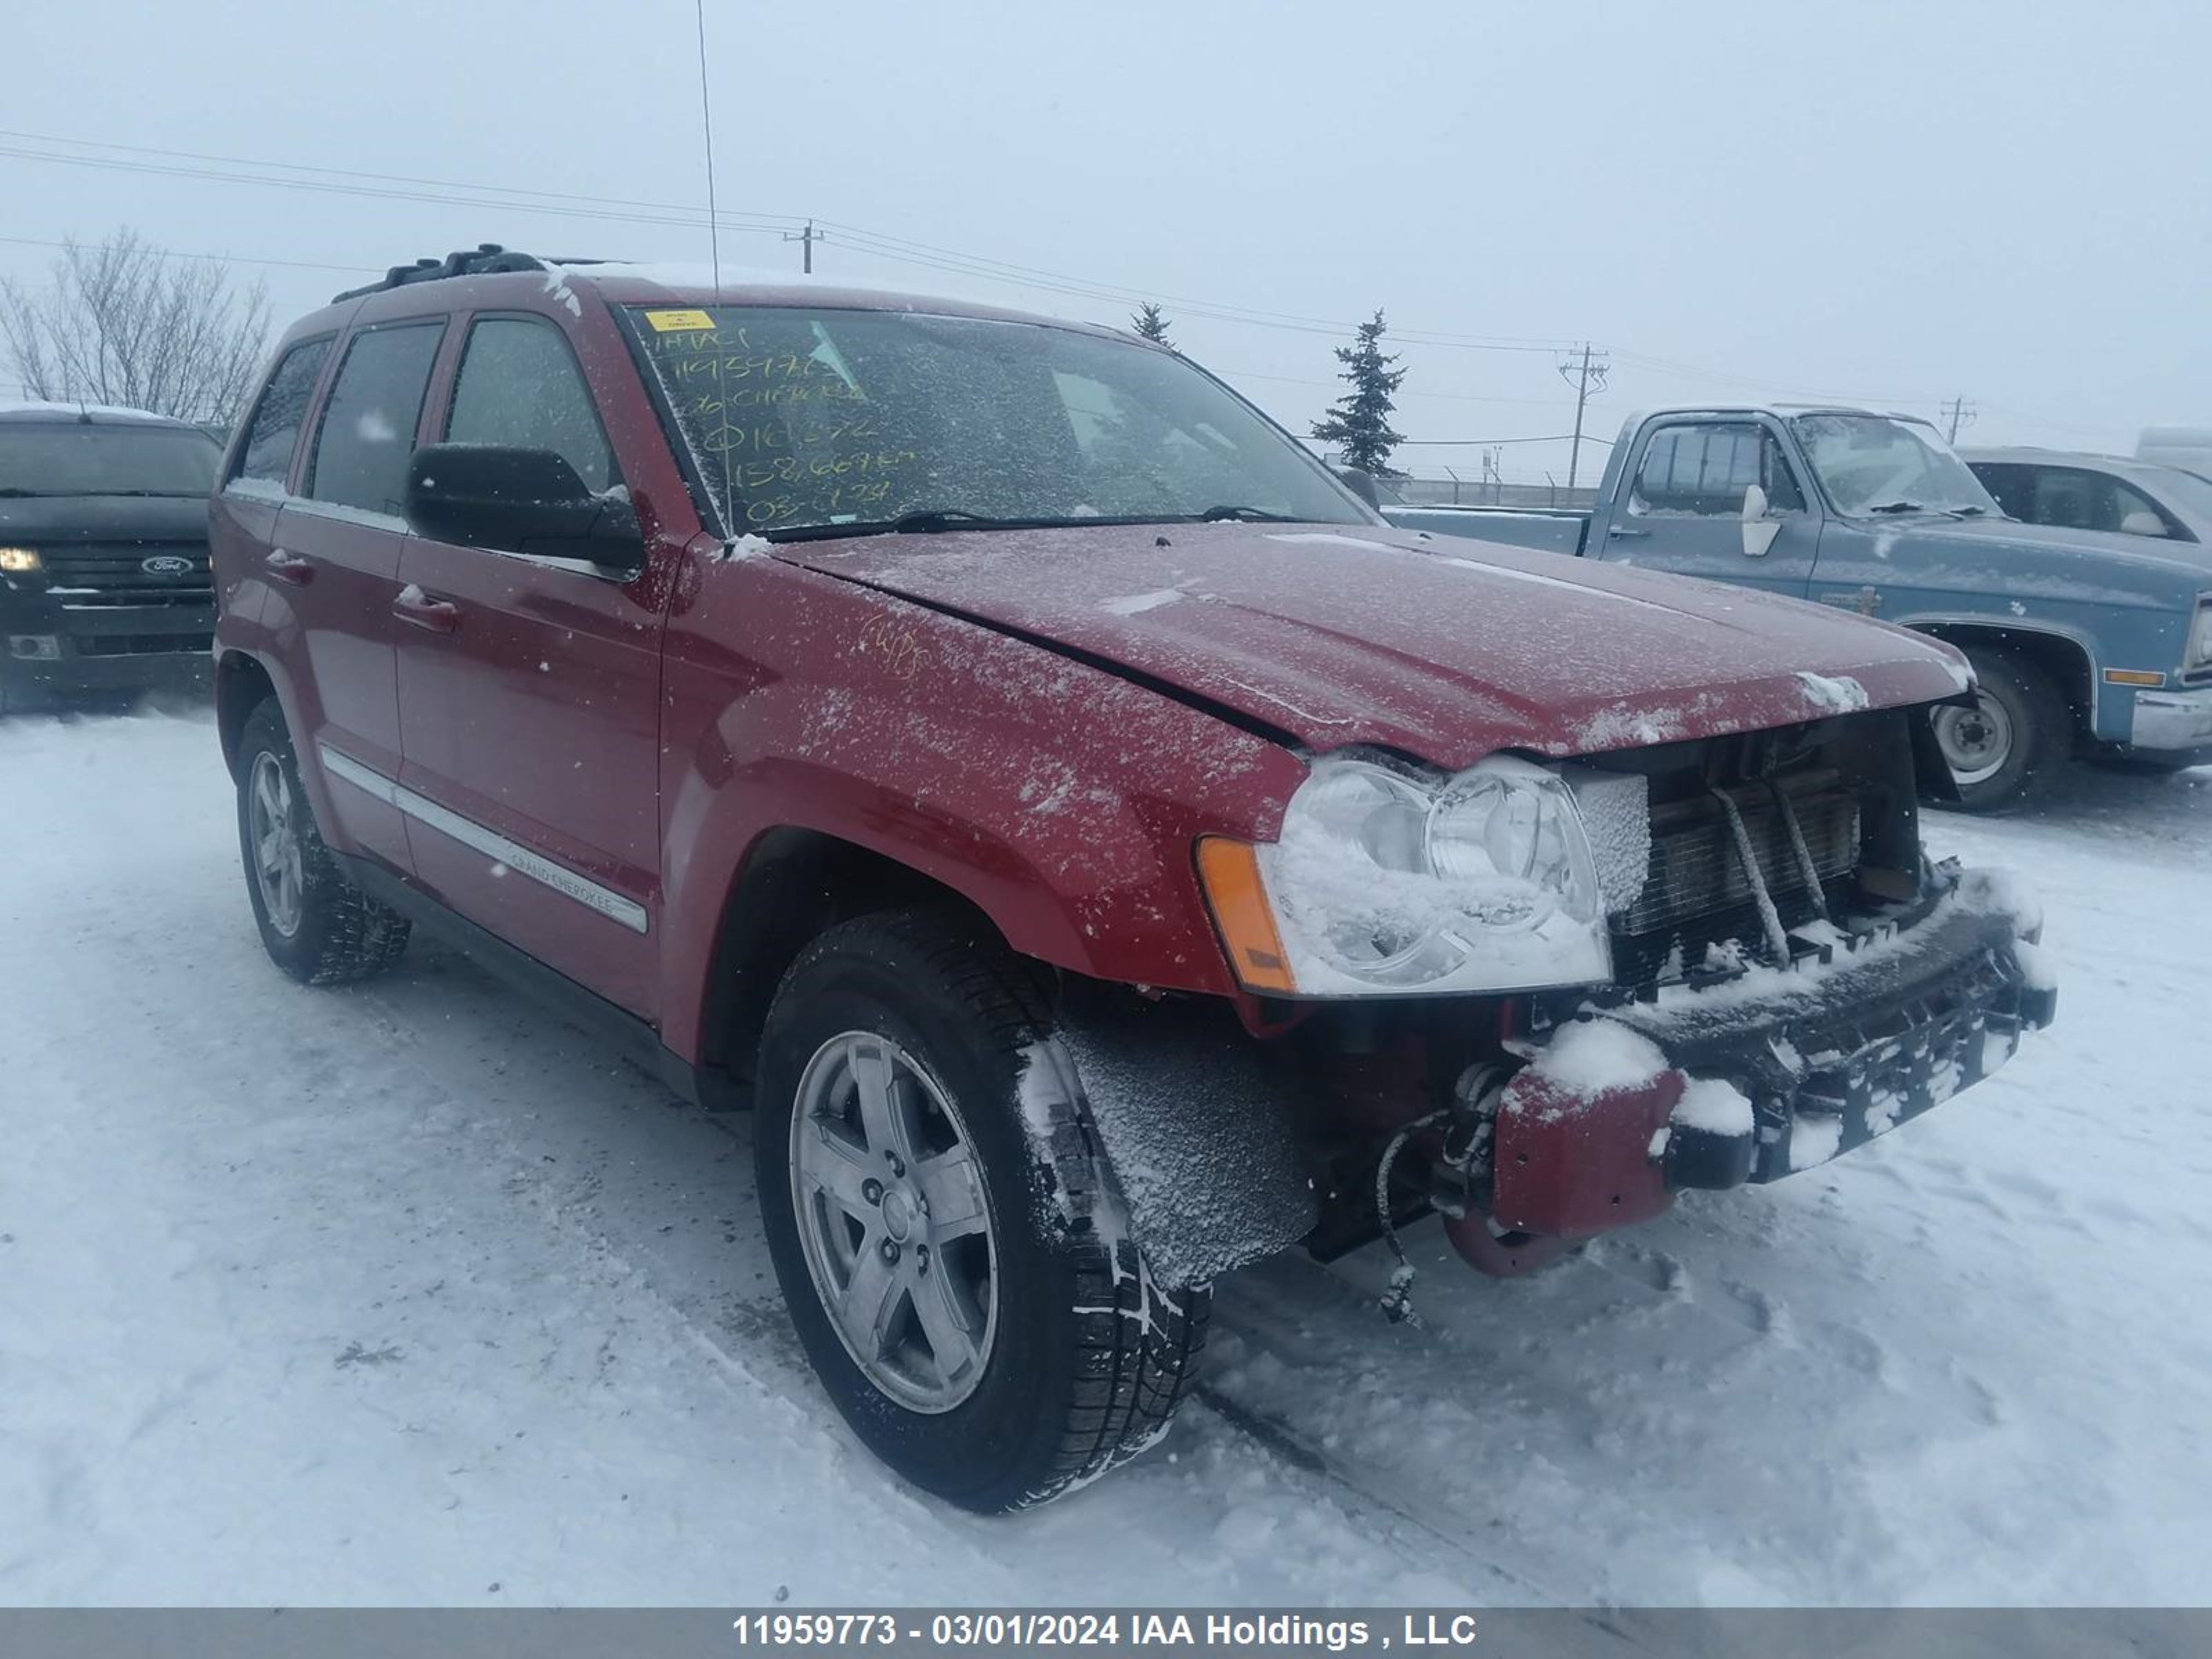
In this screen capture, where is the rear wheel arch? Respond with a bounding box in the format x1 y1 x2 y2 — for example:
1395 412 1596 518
216 650 279 782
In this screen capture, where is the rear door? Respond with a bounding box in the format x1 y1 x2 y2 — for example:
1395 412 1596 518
1599 415 1820 597
261 319 445 872
391 310 670 1017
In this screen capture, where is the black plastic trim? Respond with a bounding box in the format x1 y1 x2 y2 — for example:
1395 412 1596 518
330 850 713 1107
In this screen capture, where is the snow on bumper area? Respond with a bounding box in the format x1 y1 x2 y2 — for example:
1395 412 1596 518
4 711 2209 1606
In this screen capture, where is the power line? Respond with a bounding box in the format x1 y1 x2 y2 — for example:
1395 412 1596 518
0 128 1582 351
0 140 797 241
0 127 807 229
0 233 371 276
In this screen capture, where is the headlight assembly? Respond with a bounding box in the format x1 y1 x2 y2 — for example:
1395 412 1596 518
0 546 43 574
2188 599 2212 671
1201 752 1613 997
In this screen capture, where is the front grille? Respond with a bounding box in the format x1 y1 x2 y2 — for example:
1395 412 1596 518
1611 776 1861 985
38 543 212 607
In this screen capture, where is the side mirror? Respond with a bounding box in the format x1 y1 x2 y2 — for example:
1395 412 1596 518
2118 509 2168 538
1335 465 1382 510
405 444 644 577
1741 484 1783 557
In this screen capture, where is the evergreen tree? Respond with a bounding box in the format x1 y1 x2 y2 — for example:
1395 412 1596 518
1131 302 1173 346
1310 310 1407 477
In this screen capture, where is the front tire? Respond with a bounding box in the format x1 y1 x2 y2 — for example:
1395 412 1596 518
755 910 1206 1512
235 700 412 985
1929 647 2071 812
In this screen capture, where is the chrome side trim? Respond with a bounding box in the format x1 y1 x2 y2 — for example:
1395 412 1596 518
317 744 649 934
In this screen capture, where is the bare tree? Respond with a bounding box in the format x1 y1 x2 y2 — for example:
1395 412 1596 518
1 229 273 428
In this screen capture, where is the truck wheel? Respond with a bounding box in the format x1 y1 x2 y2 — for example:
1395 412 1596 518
1929 648 2070 812
754 910 1206 1512
235 700 412 985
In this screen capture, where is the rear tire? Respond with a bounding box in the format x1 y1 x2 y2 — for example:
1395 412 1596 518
1929 648 2071 812
754 909 1206 1512
235 700 412 985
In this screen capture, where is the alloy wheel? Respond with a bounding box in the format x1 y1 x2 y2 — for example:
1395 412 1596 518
787 1031 998 1414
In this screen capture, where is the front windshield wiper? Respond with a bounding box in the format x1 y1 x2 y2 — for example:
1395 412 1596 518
0 487 59 498
761 509 1175 544
1867 500 1929 514
1197 505 1297 523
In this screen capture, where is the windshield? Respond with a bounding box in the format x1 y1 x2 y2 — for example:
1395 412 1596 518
0 422 221 497
1788 413 1998 517
623 305 1369 537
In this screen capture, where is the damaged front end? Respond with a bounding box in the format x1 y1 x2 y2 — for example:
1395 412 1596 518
1437 859 2053 1278
1058 702 2053 1301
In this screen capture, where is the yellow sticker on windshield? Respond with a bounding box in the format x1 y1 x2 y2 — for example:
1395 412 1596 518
644 308 716 332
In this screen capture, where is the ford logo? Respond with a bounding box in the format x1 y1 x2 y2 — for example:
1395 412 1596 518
141 554 195 577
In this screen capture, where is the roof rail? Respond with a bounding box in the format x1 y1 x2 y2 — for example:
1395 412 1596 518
330 243 554 304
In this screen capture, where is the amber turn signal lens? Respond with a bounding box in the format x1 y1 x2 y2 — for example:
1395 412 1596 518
1196 837 1297 995
2103 668 2166 688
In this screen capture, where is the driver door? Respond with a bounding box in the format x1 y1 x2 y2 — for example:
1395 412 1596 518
391 311 670 1016
1601 416 1820 599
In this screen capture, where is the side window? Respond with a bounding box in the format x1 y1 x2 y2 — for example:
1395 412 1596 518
2018 466 2173 536
232 338 331 486
1631 423 1804 516
1972 462 2035 520
306 322 444 516
444 317 616 494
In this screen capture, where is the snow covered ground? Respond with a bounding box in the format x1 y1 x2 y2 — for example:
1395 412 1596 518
4 707 2209 1608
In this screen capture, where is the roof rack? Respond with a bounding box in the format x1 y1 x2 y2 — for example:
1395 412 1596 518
332 243 561 303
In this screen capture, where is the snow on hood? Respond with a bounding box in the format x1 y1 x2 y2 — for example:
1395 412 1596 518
771 523 1970 769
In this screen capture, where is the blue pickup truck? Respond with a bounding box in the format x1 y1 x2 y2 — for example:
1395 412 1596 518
1384 406 2212 809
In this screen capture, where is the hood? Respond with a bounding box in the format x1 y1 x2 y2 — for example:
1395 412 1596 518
0 493 212 545
1903 514 2212 592
773 523 1971 768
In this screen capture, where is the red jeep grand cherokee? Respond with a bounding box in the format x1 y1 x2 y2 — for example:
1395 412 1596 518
209 245 2053 1511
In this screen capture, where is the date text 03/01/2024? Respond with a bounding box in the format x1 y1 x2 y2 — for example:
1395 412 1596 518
728 1611 1483 1649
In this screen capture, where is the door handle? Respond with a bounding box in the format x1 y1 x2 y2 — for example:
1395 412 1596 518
265 548 315 585
391 587 461 634
1606 525 1651 539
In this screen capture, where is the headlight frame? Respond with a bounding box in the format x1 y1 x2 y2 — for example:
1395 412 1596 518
2187 597 2212 671
1205 750 1614 998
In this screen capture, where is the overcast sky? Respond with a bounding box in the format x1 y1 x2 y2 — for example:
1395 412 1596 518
6 0 2206 482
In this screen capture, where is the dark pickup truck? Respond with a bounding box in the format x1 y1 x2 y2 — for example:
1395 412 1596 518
1387 405 2212 809
1 402 222 711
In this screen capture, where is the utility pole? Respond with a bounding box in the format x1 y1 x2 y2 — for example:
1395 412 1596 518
1557 342 1610 489
783 220 822 273
1941 394 1976 444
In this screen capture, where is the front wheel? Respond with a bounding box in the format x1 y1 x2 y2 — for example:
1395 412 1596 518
754 910 1206 1512
1929 648 2070 812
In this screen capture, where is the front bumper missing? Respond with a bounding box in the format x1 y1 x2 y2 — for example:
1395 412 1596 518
1459 868 2053 1263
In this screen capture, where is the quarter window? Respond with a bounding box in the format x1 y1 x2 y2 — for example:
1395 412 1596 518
234 337 331 486
444 317 616 494
306 322 444 516
1631 422 1805 516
